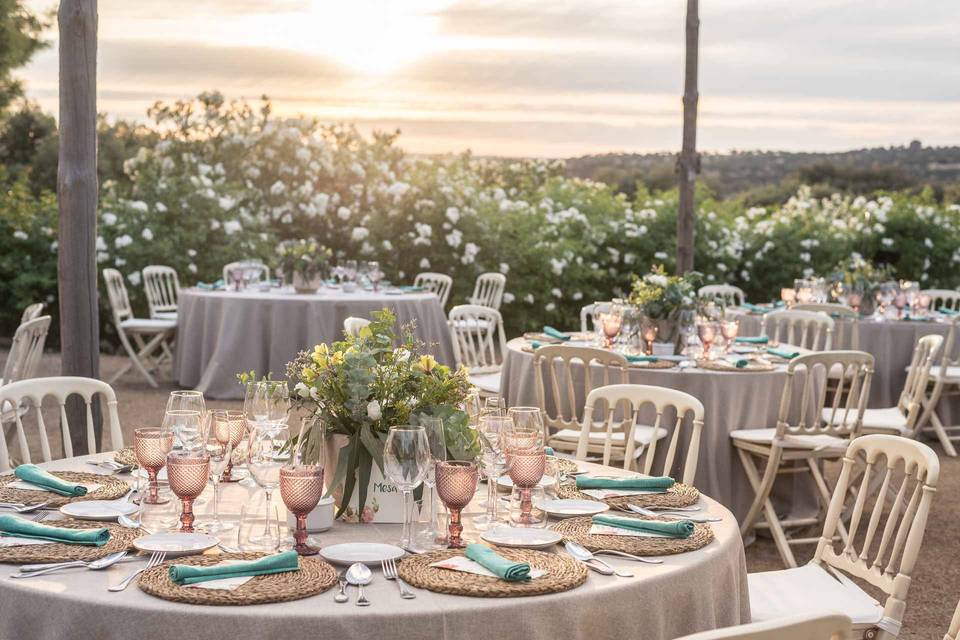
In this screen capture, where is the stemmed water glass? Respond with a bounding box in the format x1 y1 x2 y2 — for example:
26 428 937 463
463 390 482 427
600 311 622 349
640 318 659 355
417 417 448 548
368 261 384 291
435 461 479 548
697 321 719 359
200 432 234 534
720 320 739 354
162 408 207 452
244 381 289 434
166 390 206 449
507 407 546 445
212 409 246 482
247 425 290 551
167 451 210 532
781 287 796 309
383 426 431 550
344 260 358 284
473 415 513 530
507 451 546 526
280 460 325 556
134 427 174 505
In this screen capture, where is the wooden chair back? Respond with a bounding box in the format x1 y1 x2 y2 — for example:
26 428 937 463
142 265 180 317
2 316 51 385
414 272 453 307
764 309 835 351
921 289 960 312
102 268 134 324
699 284 745 308
579 302 612 333
448 305 506 374
19 303 44 324
533 345 628 434
469 273 506 310
794 303 859 349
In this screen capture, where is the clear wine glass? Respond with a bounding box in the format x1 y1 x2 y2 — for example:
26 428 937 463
344 260 358 283
507 407 545 444
200 430 234 534
463 390 482 427
473 415 513 530
247 425 290 550
368 261 384 291
244 381 289 435
417 417 448 549
212 409 246 482
162 409 205 452
383 426 431 549
166 391 205 448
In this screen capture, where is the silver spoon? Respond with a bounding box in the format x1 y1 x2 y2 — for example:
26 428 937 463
14 551 127 577
334 571 349 603
593 549 664 564
346 563 372 606
564 541 633 577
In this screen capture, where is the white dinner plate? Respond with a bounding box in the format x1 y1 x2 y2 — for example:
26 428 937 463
133 532 219 558
59 500 139 521
319 542 405 566
497 475 556 490
540 499 610 519
480 526 563 549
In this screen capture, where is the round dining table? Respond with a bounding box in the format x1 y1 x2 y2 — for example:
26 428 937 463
499 338 819 524
0 453 749 640
173 287 456 399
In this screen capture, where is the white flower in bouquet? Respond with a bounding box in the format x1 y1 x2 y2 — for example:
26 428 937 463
351 227 369 242
367 400 382 421
337 206 352 220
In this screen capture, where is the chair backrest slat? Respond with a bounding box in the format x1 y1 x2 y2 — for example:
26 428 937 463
579 302 612 333
698 284 745 308
102 268 134 323
448 305 506 374
2 316 52 384
19 303 44 324
469 273 506 310
764 309 834 351
921 289 960 312
414 272 453 307
533 345 628 434
143 265 181 317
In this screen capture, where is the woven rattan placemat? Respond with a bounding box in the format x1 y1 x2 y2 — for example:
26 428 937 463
0 471 129 508
0 518 138 563
558 480 700 509
696 359 775 372
552 514 714 555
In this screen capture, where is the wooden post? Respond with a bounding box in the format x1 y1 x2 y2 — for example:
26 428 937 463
58 0 101 452
676 0 700 274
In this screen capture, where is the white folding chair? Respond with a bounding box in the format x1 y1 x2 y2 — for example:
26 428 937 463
763 309 835 351
414 272 453 308
0 377 125 472
343 316 371 337
448 305 506 398
731 350 874 567
677 613 852 640
2 316 51 386
103 268 176 388
468 272 506 310
222 260 267 284
576 384 703 482
748 435 939 640
19 303 44 324
142 265 180 320
699 284 745 308
579 302 611 334
946 598 960 640
918 316 960 456
795 303 860 349
921 289 960 313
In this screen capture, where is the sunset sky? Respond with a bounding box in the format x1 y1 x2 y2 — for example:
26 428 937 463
17 0 960 157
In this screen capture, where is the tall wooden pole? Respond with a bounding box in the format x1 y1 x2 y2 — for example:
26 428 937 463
676 0 700 274
58 0 101 452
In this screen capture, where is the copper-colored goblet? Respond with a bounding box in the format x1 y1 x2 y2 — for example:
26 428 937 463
134 428 174 505
508 452 545 525
720 320 739 354
780 288 796 309
600 312 622 349
212 410 246 482
279 465 325 556
167 452 210 532
435 461 478 549
697 321 719 359
848 292 863 314
640 321 658 355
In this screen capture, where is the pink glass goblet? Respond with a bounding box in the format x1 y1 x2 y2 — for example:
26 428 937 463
641 321 658 355
848 292 863 314
508 452 546 525
435 461 478 549
697 321 719 359
720 320 739 354
134 428 174 505
893 294 907 319
600 312 622 349
279 465 325 556
167 452 210 532
780 288 796 309
212 410 246 482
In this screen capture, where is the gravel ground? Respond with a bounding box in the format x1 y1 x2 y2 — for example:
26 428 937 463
3 349 958 638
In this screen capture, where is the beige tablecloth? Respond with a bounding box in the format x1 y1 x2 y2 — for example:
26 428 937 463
0 453 749 640
173 287 455 399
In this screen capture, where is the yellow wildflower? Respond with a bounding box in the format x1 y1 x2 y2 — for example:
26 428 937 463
301 366 316 383
415 355 439 373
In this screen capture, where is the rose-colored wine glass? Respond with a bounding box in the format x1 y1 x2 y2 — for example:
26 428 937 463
640 320 658 355
212 409 246 482
134 427 174 505
893 293 907 319
280 465 325 555
600 312 622 348
697 321 719 359
720 320 739 354
848 292 863 314
167 452 210 532
508 451 545 526
780 288 796 309
796 287 813 304
435 460 478 548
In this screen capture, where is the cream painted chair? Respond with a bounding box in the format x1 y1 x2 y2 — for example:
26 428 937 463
2 316 51 386
731 350 874 567
19 303 44 324
677 613 852 640
222 260 267 284
917 316 960 456
795 303 860 350
763 309 835 351
533 345 629 459
922 289 960 312
143 265 180 320
343 316 370 337
0 377 124 472
946 598 960 640
576 384 703 483
448 305 506 397
748 434 939 640
468 272 506 310
579 302 611 333
103 268 176 388
699 284 746 308
414 272 453 308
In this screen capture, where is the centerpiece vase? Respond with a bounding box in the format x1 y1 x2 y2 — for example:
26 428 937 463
292 271 322 294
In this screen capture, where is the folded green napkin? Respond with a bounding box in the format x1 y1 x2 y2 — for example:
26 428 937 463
14 464 87 497
542 326 571 341
591 514 694 539
732 359 748 368
576 475 675 491
768 348 800 359
169 550 300 586
0 514 109 546
196 279 225 290
400 285 426 293
626 355 659 363
938 307 959 316
734 336 769 344
529 340 543 349
774 301 785 308
544 447 555 456
740 303 769 314
465 543 530 581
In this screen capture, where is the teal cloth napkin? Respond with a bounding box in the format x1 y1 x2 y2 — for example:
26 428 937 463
169 550 300 586
740 303 769 314
542 326 571 341
544 447 555 456
464 543 530 581
14 464 87 496
576 475 675 491
591 514 694 539
768 348 800 359
196 279 225 290
626 355 659 363
938 307 959 316
529 340 543 349
0 514 109 546
731 358 748 368
734 336 769 344
400 285 426 293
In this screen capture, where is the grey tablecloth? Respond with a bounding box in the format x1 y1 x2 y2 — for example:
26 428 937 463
0 453 749 640
499 339 818 523
174 288 456 399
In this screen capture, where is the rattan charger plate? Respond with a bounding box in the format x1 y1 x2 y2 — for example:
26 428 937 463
558 480 700 509
138 553 337 606
628 359 678 370
695 358 776 372
0 471 130 508
547 456 579 475
399 548 588 598
552 514 714 556
0 519 138 563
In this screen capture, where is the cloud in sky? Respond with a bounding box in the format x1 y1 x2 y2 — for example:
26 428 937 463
17 0 960 156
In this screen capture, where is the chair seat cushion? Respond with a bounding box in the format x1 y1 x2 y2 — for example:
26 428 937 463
749 563 882 626
929 365 960 382
152 311 178 321
468 372 501 394
120 318 177 332
552 425 668 447
730 428 848 451
838 406 909 435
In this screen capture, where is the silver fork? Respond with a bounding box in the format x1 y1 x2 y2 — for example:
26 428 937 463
0 501 51 514
108 551 166 592
30 511 51 523
381 558 415 599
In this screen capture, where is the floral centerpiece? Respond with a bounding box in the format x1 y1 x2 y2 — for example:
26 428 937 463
828 253 894 314
628 265 706 350
287 309 479 521
276 239 332 293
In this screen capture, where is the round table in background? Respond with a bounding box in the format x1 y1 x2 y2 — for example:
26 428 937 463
173 287 455 399
0 453 749 640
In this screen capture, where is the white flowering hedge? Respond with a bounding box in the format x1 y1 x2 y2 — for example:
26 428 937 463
3 92 960 343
